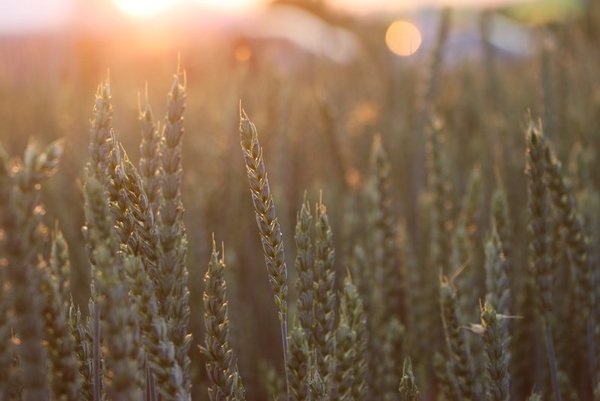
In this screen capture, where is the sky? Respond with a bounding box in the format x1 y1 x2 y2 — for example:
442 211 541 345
0 0 75 32
0 0 532 34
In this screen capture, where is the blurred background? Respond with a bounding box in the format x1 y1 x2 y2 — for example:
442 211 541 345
1 0 600 400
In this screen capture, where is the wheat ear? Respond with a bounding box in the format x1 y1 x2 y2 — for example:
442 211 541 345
239 109 290 397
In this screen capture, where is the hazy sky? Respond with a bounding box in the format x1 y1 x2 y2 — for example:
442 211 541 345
0 0 528 34
0 0 75 33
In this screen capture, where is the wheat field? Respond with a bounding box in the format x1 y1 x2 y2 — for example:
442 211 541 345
0 2 599 401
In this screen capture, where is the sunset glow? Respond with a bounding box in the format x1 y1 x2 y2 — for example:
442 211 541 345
113 0 176 18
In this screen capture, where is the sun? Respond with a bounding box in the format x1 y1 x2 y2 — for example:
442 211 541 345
113 0 176 18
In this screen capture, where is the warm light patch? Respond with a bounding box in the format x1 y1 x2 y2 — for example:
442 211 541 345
113 0 175 18
191 0 257 12
345 167 363 191
234 45 252 62
346 102 380 137
385 20 422 57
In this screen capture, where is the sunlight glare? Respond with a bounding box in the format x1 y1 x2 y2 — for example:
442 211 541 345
385 20 423 57
113 0 176 18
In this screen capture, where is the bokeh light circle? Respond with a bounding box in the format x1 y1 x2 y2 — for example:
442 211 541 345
385 20 422 57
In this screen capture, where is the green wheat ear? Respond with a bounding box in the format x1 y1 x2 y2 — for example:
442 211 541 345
157 68 192 395
311 197 337 385
336 275 368 401
544 139 595 379
138 87 162 214
41 230 81 401
69 300 94 401
287 325 311 401
200 238 246 401
399 358 420 401
294 196 314 343
5 140 63 401
433 352 460 401
484 227 510 315
439 274 475 401
239 108 290 396
84 176 141 401
525 119 561 401
88 79 113 177
480 302 509 401
367 134 403 322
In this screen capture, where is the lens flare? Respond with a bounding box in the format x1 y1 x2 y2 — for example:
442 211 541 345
385 20 422 57
113 0 175 19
